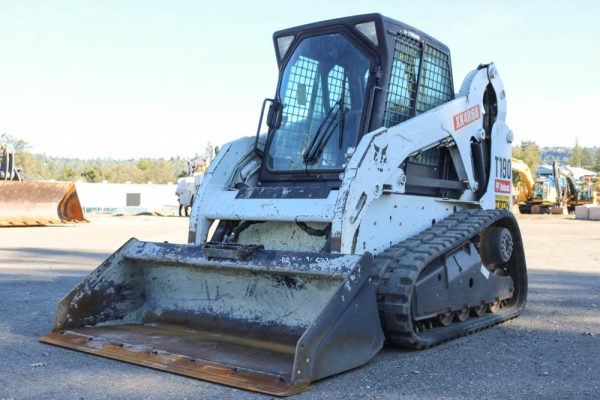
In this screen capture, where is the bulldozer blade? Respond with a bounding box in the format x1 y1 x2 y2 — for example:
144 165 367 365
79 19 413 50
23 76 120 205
0 181 87 226
40 239 384 396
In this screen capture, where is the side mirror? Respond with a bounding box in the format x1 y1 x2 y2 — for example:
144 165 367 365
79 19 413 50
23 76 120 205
266 100 282 129
254 98 278 156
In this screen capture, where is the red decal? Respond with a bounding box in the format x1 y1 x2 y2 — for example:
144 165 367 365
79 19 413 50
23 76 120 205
494 179 511 194
453 104 481 131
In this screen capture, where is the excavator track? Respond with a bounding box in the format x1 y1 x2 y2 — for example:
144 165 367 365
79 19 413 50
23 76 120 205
375 209 528 349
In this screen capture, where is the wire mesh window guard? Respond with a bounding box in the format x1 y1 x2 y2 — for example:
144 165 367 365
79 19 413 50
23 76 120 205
266 33 370 172
383 34 453 128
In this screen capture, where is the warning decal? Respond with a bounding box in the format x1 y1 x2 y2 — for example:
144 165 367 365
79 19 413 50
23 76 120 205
495 195 510 210
453 104 481 131
494 179 511 194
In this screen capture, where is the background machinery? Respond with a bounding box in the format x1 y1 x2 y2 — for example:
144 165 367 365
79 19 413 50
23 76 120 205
512 157 534 213
566 168 598 208
175 149 216 216
557 165 579 213
0 145 86 226
535 162 577 214
42 14 528 396
515 160 577 214
175 176 196 216
574 178 598 206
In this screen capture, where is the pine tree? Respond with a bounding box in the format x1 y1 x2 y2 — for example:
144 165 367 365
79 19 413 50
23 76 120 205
594 147 600 172
570 138 585 167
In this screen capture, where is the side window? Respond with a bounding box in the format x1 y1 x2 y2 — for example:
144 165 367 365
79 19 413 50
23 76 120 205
383 34 421 127
416 45 453 114
383 35 454 128
383 35 457 197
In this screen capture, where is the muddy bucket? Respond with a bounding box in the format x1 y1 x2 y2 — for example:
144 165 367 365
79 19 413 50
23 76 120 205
41 239 384 396
0 181 87 226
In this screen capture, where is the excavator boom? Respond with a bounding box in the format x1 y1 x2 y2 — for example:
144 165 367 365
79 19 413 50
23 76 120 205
512 158 534 203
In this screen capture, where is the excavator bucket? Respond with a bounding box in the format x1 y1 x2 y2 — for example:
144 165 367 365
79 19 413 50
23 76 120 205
41 239 384 396
0 181 87 226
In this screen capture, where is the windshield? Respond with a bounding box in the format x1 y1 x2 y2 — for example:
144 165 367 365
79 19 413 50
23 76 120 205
265 33 371 173
533 178 551 199
577 182 593 201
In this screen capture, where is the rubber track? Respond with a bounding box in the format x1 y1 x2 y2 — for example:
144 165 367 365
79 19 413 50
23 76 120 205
375 209 525 349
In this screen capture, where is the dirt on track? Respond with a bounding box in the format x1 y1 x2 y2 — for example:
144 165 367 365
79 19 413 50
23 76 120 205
0 214 599 400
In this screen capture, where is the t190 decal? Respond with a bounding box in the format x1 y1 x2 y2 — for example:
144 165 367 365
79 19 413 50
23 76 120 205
494 157 512 210
495 156 512 180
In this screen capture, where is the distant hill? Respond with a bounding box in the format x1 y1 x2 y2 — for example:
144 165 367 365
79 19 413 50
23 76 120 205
540 147 572 165
539 146 599 172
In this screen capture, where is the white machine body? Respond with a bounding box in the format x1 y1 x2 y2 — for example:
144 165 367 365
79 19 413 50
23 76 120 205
190 65 513 255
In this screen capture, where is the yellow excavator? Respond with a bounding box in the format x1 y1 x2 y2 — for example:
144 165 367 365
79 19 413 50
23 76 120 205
568 173 598 209
0 146 87 226
513 159 577 214
511 158 534 212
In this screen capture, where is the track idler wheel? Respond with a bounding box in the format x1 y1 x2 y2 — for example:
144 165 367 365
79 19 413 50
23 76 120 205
480 227 513 266
472 304 487 317
455 307 470 322
438 312 453 326
488 300 501 313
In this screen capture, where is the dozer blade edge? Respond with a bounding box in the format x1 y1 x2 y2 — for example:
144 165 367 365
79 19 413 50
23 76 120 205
40 238 384 396
0 181 87 226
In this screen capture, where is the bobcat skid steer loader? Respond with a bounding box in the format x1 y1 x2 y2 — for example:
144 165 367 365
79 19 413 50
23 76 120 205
42 14 527 396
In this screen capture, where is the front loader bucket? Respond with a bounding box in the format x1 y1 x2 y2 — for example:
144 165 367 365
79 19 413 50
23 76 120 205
0 181 87 226
41 239 384 396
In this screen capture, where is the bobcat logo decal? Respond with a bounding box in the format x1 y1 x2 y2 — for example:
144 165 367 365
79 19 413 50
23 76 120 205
373 144 388 165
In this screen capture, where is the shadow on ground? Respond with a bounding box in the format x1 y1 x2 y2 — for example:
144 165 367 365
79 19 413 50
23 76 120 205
0 267 598 400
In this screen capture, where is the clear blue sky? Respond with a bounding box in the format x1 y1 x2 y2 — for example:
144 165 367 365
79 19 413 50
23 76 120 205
0 0 598 158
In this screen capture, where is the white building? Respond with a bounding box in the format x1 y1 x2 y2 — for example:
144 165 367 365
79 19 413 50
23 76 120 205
566 166 597 180
75 181 178 214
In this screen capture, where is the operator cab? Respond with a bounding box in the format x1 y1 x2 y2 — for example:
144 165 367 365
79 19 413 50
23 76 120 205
258 14 455 189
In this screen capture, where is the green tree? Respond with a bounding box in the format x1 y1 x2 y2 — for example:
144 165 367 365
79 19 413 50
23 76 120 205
58 167 78 181
594 147 600 172
81 165 111 182
137 158 153 172
2 133 207 183
582 147 594 169
0 133 29 152
570 139 587 167
141 159 177 184
81 167 98 182
14 152 46 179
512 141 541 174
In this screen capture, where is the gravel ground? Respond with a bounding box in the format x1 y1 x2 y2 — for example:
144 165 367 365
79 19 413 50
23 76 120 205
0 214 599 400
